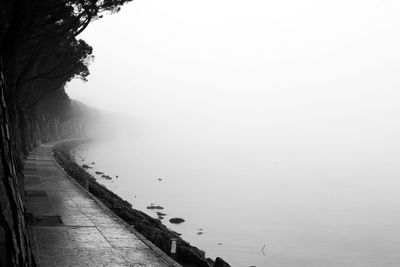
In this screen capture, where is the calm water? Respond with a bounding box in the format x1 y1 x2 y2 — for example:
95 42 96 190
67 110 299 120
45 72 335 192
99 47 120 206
71 133 400 266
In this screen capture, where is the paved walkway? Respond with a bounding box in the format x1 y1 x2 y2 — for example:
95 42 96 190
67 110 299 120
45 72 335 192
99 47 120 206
24 143 180 267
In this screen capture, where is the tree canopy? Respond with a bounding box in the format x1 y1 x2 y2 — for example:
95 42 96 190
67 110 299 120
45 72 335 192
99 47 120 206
2 0 132 115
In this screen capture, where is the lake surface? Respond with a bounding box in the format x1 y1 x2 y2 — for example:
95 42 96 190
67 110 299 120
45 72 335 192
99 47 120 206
70 132 400 267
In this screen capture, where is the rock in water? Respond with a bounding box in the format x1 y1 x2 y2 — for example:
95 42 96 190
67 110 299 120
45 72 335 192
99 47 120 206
101 175 112 180
82 164 90 169
157 212 166 219
169 217 185 224
214 257 231 267
146 205 164 210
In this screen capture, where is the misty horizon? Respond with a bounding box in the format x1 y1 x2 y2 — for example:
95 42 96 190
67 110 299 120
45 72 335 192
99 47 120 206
66 1 400 266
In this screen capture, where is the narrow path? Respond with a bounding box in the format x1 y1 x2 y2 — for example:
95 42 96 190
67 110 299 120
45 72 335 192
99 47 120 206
24 142 181 267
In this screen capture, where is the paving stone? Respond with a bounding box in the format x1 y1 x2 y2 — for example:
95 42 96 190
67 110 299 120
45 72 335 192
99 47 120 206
39 248 84 267
48 195 77 208
60 212 95 227
34 227 75 250
24 177 40 185
67 226 112 248
29 215 64 226
107 237 150 249
24 144 176 267
25 201 56 216
26 190 47 197
119 248 169 266
77 248 127 266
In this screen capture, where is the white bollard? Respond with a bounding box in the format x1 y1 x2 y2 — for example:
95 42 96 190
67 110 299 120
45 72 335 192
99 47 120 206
171 238 177 259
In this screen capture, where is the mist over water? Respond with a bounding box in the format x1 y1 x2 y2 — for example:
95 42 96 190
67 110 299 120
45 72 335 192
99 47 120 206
67 0 400 266
72 110 400 266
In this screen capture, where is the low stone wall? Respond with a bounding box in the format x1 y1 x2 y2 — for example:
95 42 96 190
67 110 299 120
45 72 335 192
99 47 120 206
52 139 231 267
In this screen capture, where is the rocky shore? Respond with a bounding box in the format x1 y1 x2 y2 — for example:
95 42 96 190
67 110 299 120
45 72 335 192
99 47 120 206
52 139 231 267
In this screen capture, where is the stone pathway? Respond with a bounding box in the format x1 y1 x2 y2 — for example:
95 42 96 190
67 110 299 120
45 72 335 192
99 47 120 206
24 143 180 267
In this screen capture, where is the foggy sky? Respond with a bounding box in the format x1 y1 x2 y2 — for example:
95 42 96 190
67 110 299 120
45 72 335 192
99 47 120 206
67 0 400 149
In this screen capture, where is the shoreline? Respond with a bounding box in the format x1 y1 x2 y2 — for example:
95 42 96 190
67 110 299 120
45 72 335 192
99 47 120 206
52 139 231 267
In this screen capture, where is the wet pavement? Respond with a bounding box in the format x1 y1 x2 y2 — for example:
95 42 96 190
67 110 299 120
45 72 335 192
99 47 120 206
24 143 180 267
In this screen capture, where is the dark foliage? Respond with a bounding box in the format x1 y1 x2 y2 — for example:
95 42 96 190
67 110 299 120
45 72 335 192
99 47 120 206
0 1 131 265
0 0 132 161
2 0 133 116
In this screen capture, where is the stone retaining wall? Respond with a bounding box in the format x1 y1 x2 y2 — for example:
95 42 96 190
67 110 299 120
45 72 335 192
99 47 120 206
0 58 35 266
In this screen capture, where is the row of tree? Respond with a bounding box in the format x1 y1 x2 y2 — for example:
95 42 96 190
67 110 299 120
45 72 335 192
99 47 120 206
1 0 132 165
0 0 131 265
